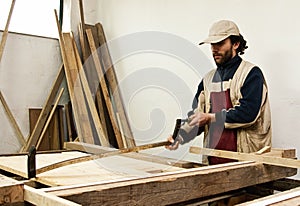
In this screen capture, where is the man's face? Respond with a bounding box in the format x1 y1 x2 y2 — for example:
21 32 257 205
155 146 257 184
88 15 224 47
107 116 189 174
211 38 238 66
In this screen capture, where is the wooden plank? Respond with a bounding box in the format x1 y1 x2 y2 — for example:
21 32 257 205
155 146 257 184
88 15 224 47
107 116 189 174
237 187 300 206
21 64 65 152
71 33 110 146
0 91 25 146
0 0 16 61
45 161 296 206
29 108 60 151
86 29 124 148
0 174 23 204
54 10 94 144
96 22 136 148
62 32 95 144
37 88 64 149
64 141 201 168
189 147 300 168
24 185 81 206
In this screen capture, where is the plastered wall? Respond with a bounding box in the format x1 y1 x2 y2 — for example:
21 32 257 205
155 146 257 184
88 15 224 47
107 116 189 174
0 32 62 152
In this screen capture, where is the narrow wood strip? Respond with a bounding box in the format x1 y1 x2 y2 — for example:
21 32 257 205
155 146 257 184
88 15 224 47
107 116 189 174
21 65 64 152
96 22 136 148
116 112 127 148
86 28 124 148
0 0 16 62
189 146 300 168
0 91 25 145
36 88 64 149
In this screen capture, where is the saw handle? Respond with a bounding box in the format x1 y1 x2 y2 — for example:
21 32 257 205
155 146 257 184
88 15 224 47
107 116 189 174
172 119 182 141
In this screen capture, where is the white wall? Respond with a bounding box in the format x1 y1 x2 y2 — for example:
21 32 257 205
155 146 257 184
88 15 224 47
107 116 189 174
81 0 300 176
0 32 62 152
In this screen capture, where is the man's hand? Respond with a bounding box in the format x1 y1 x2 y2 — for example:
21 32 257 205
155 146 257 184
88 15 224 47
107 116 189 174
188 112 215 127
165 135 183 150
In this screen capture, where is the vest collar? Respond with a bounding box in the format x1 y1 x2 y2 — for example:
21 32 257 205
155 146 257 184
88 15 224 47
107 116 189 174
217 55 241 70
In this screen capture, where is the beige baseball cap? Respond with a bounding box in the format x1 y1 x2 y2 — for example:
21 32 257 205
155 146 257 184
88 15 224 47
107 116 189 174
199 20 240 45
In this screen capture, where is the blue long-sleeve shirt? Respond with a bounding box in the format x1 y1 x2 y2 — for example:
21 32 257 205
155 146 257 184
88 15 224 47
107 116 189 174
192 55 264 124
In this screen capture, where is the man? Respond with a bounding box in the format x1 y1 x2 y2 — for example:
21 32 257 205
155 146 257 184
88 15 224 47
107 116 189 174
166 20 272 165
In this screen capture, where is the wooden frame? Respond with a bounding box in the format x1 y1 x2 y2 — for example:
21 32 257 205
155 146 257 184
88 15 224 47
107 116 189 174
0 147 298 205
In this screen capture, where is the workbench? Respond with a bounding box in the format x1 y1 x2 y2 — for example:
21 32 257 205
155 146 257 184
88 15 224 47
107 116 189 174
0 143 299 205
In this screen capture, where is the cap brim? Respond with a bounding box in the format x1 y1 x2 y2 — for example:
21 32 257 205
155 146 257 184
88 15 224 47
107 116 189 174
199 35 230 45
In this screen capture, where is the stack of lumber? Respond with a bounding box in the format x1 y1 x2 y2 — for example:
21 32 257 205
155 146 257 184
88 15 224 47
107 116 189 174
20 7 135 152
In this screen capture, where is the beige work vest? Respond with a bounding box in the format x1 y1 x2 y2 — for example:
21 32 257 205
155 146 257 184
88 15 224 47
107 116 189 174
199 60 272 154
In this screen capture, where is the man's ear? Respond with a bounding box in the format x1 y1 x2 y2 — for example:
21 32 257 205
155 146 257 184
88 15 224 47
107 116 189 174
233 42 240 50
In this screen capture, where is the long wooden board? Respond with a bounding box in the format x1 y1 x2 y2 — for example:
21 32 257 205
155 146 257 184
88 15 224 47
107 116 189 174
189 146 300 169
54 10 95 144
71 34 109 146
44 161 296 205
96 22 136 148
86 29 124 148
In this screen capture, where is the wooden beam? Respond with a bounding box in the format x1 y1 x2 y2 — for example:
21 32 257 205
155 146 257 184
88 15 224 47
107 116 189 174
0 91 25 146
45 161 296 205
0 174 23 204
96 22 136 148
21 65 65 152
24 185 81 206
189 146 300 168
0 0 16 62
86 29 124 148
